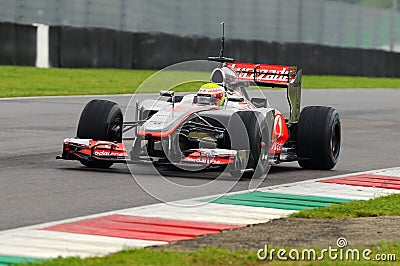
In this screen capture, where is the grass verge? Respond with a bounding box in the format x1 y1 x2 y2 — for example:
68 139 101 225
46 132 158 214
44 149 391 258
0 66 155 97
290 194 400 219
22 243 400 265
1 66 399 98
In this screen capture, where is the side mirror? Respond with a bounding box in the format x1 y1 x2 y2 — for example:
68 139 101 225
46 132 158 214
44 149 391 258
251 97 268 108
160 91 175 108
160 91 175 97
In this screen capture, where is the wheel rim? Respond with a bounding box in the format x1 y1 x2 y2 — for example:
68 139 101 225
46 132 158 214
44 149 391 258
109 116 123 141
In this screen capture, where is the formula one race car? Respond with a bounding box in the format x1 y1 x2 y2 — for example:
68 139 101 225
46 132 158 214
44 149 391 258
58 27 341 179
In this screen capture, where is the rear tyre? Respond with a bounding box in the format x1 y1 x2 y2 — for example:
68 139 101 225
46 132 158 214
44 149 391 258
228 111 270 179
296 106 341 170
77 99 123 168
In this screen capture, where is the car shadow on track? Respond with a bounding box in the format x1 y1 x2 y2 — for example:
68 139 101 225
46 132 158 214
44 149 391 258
269 165 304 173
58 164 238 181
59 166 131 175
58 164 309 180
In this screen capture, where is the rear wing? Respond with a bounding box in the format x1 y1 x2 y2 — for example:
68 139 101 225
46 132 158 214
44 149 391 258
227 62 297 88
227 62 302 123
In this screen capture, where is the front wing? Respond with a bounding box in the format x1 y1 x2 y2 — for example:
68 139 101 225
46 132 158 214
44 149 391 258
57 138 129 163
58 138 251 171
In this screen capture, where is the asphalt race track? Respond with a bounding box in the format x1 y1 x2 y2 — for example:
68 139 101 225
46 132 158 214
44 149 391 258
0 89 399 230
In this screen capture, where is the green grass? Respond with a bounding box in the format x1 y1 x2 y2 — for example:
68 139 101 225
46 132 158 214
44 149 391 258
1 66 400 98
290 194 400 219
21 243 400 266
22 248 256 266
0 66 155 97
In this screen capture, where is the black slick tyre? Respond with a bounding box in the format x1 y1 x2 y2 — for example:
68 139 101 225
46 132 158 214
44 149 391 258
76 99 123 168
228 111 270 179
296 106 341 170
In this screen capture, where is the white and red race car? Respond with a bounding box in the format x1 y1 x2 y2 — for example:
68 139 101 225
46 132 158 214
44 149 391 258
58 28 341 179
58 60 340 179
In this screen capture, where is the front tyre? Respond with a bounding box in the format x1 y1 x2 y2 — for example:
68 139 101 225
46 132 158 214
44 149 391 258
296 106 341 170
228 111 270 179
76 99 123 168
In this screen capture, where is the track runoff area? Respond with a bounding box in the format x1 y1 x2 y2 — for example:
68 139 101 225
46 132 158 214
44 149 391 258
0 167 399 263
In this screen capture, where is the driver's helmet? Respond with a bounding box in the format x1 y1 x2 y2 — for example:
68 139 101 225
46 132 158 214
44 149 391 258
194 83 226 106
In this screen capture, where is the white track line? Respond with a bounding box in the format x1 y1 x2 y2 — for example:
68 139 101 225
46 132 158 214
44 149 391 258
260 182 398 200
